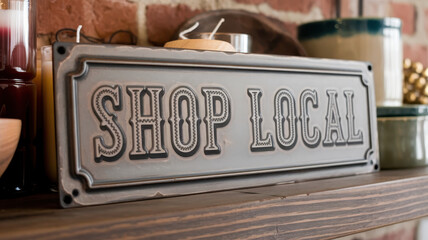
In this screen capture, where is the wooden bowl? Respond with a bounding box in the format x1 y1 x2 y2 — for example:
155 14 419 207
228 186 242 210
164 39 236 52
0 119 21 177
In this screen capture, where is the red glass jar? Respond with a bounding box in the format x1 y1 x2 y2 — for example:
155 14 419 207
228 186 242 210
0 0 37 197
0 80 36 196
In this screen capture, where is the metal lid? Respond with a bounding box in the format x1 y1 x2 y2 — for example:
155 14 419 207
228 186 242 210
377 105 428 117
187 32 252 53
298 18 402 41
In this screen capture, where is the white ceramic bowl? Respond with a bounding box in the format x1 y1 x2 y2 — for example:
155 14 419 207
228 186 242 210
0 118 21 177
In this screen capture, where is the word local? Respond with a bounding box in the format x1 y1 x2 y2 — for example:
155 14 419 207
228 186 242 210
92 85 363 161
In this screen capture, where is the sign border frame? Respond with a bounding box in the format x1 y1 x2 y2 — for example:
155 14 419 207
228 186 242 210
53 43 379 208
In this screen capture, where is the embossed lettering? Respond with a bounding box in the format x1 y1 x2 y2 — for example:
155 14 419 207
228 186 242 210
323 90 346 146
91 83 364 162
274 89 297 150
127 86 167 159
248 88 274 152
92 85 126 162
344 90 363 144
202 87 231 155
300 89 321 148
169 87 201 157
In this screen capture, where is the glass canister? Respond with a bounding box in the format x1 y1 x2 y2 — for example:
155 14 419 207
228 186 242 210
298 18 403 107
0 0 36 81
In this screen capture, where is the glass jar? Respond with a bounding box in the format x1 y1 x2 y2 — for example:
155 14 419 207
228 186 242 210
0 80 37 196
0 0 37 197
0 0 36 81
298 18 403 106
41 45 57 186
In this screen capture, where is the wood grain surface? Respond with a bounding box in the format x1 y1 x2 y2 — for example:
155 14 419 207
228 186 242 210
2 168 428 239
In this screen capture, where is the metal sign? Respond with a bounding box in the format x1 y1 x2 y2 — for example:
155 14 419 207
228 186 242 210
53 43 378 208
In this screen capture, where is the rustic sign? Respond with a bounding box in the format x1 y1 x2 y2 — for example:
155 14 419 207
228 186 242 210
53 43 378 208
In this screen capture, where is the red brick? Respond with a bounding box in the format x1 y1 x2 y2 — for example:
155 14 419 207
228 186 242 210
364 0 389 17
425 8 428 37
340 0 355 18
404 44 428 67
264 15 298 39
91 1 137 43
235 0 334 18
146 4 202 46
319 0 335 18
37 0 86 34
37 0 137 43
390 2 416 35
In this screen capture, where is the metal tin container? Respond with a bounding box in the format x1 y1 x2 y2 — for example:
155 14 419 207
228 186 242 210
377 105 428 168
188 32 252 53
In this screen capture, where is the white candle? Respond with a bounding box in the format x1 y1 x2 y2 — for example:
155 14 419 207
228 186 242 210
41 45 57 183
0 3 34 80
165 18 236 52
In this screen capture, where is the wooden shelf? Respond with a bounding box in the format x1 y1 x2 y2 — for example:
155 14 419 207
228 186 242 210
2 168 428 239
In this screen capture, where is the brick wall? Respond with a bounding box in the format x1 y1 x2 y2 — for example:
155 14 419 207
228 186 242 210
37 0 428 64
35 1 421 237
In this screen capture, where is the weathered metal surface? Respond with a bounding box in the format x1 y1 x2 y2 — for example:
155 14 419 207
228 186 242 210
53 43 378 208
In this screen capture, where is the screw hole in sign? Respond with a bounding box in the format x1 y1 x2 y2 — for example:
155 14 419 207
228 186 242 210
72 189 79 197
63 194 73 205
57 46 66 55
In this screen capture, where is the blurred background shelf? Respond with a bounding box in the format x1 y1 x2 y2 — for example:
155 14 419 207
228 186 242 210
2 168 428 239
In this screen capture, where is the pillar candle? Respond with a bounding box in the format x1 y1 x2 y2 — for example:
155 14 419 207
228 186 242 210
41 45 56 184
0 5 35 81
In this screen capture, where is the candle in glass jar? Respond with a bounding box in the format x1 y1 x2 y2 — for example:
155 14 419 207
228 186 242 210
41 45 56 184
0 0 37 196
0 1 35 81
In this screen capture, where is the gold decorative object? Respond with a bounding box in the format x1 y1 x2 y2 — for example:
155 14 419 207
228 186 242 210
423 68 428 78
403 58 412 69
403 59 428 104
408 73 419 84
412 62 424 73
